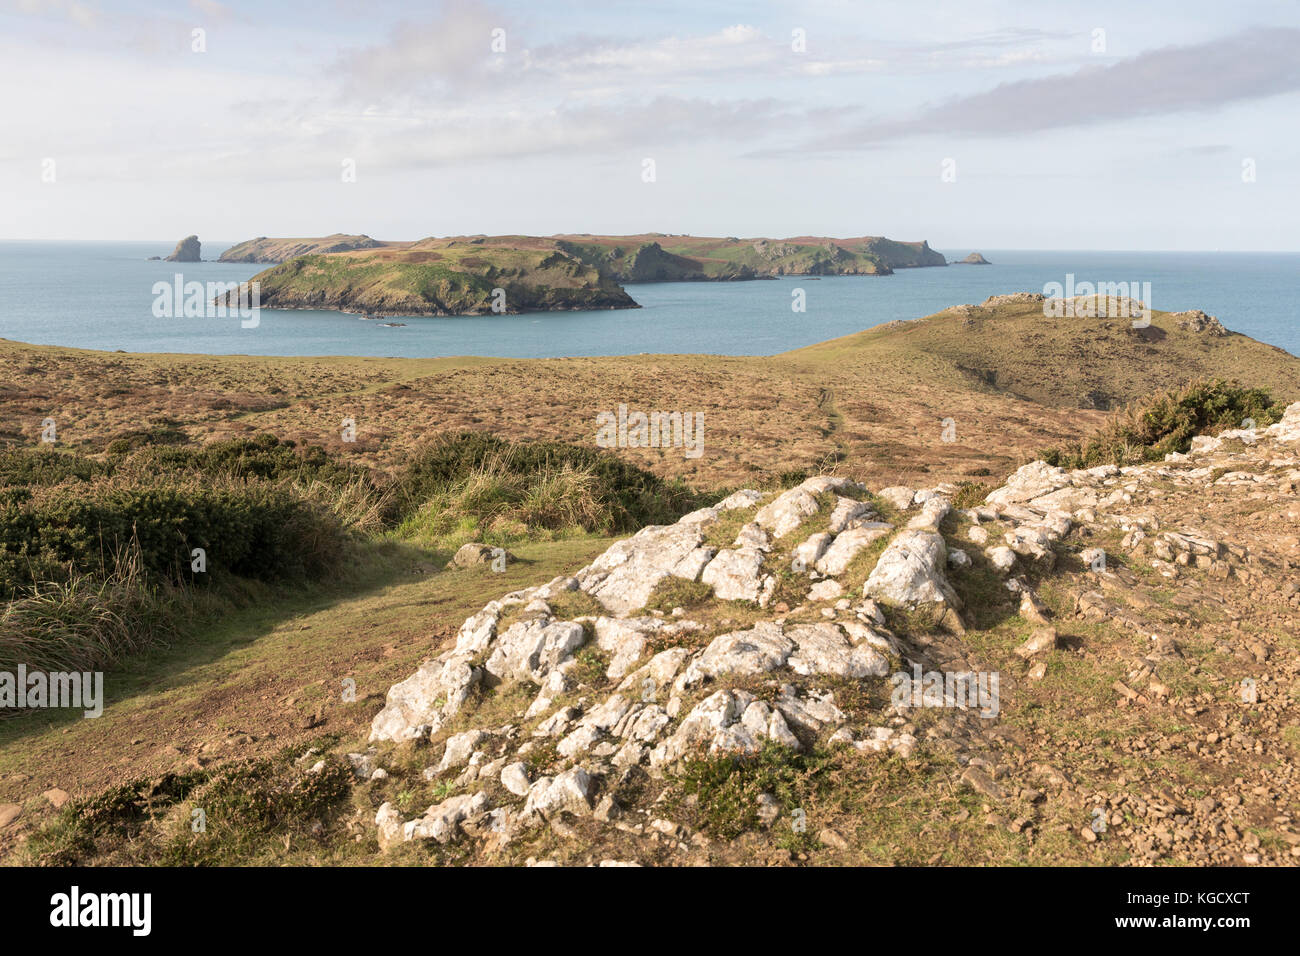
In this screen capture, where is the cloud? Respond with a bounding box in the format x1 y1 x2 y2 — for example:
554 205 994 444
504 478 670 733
806 27 1300 149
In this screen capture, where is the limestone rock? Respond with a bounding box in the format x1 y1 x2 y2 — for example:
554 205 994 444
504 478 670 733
863 529 960 609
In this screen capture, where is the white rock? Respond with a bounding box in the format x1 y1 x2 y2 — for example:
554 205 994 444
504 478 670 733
437 729 488 774
375 802 404 851
404 791 489 844
814 524 892 575
701 547 769 603
828 497 872 533
786 623 889 678
876 487 916 511
681 622 793 686
807 579 844 602
499 762 532 797
523 767 595 819
863 530 961 608
986 545 1017 573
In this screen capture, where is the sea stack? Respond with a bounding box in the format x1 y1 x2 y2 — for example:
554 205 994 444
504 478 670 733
959 252 990 265
165 235 201 262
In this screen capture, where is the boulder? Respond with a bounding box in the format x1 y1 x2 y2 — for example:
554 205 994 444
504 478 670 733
863 530 960 608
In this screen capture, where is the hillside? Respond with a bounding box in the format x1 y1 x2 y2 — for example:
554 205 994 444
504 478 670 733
217 234 386 263
792 293 1300 411
5 397 1299 866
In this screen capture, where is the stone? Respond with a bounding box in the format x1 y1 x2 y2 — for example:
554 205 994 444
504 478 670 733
437 729 489 773
42 788 70 809
792 532 833 571
579 520 708 614
814 524 892 575
0 804 21 828
987 546 1017 573
985 461 1071 508
1014 627 1059 660
375 802 404 850
485 618 586 684
405 791 490 844
448 542 513 569
500 762 532 797
370 655 482 742
701 547 770 604
876 486 916 510
682 622 793 685
786 623 888 678
863 529 961 608
807 579 844 602
828 497 872 533
819 827 850 849
523 767 594 818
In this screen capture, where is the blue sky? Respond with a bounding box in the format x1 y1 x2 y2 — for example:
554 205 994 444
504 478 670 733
3 0 1299 249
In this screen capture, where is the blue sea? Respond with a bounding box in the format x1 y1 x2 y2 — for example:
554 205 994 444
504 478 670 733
1 241 1297 359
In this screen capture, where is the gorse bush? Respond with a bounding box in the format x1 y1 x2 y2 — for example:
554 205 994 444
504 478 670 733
121 433 368 487
0 477 346 598
1038 379 1283 470
0 448 108 487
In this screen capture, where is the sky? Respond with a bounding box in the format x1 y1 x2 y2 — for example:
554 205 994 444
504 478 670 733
2 0 1299 249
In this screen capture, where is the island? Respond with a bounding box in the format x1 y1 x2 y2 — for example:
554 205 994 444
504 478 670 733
957 252 991 264
216 232 952 316
164 235 201 262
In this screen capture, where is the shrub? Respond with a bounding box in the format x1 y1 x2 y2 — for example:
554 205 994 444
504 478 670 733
1038 379 1283 469
0 477 346 598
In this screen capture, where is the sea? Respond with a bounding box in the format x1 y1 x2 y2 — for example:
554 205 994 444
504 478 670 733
1 241 1296 359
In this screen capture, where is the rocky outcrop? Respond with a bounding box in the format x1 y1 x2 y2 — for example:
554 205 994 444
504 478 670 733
958 252 990 265
363 473 970 850
165 235 201 262
359 400 1300 861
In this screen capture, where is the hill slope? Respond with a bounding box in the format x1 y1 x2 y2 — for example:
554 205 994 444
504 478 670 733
790 293 1300 411
218 234 385 263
